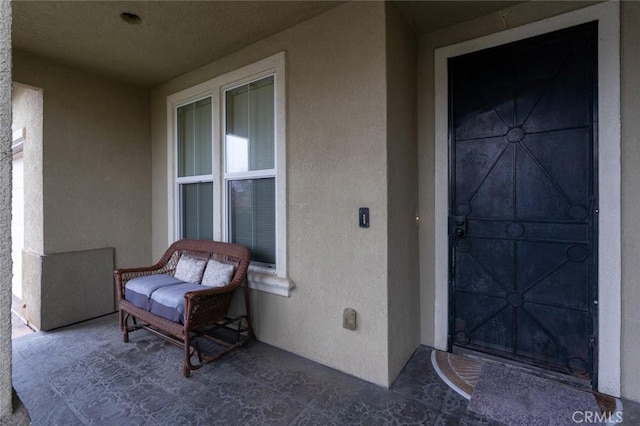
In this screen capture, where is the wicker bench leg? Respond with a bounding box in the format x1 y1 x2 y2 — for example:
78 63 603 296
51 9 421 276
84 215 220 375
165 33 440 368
121 311 130 343
183 332 204 377
121 312 140 343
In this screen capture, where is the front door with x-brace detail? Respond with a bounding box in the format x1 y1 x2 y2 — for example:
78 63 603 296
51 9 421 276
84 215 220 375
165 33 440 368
448 22 597 382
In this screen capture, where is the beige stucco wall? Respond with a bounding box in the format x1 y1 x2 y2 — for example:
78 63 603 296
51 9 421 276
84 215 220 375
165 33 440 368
12 51 152 329
12 84 42 303
11 153 23 299
13 51 151 264
12 84 42 326
385 3 420 384
0 0 12 417
12 84 42 256
40 248 115 330
152 2 394 386
620 0 640 403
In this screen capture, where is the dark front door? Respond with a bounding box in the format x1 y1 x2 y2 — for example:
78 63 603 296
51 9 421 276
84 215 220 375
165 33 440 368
448 22 597 382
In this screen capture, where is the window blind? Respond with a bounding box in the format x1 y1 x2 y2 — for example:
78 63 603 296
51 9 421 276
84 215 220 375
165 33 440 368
178 97 212 177
181 182 213 240
229 178 276 266
225 76 274 173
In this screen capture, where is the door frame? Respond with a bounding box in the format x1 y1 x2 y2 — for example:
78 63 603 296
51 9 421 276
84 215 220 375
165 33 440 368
431 2 620 396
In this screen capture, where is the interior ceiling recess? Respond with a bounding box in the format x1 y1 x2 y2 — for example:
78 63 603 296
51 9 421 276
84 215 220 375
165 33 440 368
12 1 521 88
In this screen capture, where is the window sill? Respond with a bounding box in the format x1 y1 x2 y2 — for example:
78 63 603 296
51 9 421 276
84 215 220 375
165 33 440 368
247 269 295 297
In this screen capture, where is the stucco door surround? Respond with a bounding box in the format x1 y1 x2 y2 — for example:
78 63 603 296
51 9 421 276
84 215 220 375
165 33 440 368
431 2 620 396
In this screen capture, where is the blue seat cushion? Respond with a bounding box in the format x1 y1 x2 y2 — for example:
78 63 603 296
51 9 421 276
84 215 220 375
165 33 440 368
149 282 204 324
125 274 185 310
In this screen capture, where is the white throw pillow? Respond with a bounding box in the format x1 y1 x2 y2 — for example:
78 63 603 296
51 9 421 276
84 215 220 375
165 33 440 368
174 253 207 284
201 259 236 287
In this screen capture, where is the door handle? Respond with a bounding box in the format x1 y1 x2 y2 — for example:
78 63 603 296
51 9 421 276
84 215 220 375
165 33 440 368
449 216 467 238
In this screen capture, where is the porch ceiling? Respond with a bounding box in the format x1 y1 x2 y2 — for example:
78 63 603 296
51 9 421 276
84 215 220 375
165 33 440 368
395 1 524 34
12 1 522 88
11 1 345 88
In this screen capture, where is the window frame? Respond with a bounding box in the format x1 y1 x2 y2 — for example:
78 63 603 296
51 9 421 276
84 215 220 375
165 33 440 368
175 95 215 241
223 74 277 269
166 52 293 297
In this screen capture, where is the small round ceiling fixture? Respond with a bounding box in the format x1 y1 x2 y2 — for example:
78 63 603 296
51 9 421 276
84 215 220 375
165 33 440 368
120 12 142 25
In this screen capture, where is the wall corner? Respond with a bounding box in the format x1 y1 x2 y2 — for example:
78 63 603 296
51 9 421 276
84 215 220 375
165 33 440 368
0 0 13 417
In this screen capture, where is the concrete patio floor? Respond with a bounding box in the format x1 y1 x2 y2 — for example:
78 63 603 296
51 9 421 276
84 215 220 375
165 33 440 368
10 313 640 425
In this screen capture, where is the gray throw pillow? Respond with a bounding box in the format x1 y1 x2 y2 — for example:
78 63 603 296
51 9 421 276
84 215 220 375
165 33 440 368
201 259 235 287
174 254 207 283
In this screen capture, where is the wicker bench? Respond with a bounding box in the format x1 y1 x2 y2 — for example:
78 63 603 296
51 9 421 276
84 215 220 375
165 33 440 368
114 239 253 377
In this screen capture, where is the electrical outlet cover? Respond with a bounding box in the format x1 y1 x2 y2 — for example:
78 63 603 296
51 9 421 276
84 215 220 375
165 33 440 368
343 308 357 330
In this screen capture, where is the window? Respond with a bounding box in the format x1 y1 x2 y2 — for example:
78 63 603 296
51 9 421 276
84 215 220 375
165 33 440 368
167 52 292 296
225 76 276 268
177 98 213 240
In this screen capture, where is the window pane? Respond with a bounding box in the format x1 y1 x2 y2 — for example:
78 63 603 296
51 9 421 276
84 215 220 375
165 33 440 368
181 182 213 240
225 76 274 173
178 98 212 177
229 178 275 266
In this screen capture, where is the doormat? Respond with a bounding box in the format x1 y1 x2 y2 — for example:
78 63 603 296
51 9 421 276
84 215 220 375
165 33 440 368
468 362 619 425
430 350 484 400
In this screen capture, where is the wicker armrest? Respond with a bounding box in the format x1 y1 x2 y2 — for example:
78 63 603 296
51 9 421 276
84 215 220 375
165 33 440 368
183 285 236 328
113 248 184 298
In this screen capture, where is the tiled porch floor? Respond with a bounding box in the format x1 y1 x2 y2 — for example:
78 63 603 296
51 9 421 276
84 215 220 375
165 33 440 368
11 313 640 425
